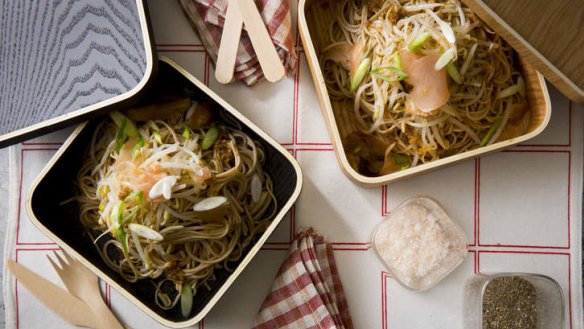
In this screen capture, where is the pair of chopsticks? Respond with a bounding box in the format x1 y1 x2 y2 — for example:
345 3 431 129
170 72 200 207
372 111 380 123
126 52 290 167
215 0 285 84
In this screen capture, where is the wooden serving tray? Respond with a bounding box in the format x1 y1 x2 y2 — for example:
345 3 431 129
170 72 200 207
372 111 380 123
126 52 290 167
0 0 157 147
462 0 584 103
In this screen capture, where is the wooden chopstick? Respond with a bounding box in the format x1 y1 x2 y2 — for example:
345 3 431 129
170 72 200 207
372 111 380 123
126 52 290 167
215 1 244 84
236 0 285 82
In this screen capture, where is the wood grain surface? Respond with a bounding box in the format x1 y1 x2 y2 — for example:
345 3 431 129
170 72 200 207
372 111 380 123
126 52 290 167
0 0 151 145
463 0 584 102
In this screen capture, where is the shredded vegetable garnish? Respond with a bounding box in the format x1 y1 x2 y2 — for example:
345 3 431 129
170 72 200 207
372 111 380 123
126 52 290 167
321 0 529 176
350 57 372 92
76 101 277 314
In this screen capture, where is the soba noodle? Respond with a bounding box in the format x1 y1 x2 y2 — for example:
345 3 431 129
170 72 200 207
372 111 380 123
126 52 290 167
321 0 530 176
76 103 276 315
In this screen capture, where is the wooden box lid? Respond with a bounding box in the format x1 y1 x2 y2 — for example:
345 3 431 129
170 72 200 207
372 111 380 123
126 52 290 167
463 0 584 103
0 0 157 147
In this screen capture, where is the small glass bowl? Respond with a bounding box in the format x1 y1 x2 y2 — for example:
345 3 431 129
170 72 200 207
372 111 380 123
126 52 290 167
464 273 565 329
372 196 468 291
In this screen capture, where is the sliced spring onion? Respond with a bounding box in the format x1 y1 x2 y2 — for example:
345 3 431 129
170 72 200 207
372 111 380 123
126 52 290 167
446 62 462 84
114 119 128 152
124 190 144 204
350 57 371 92
182 127 190 139
392 52 402 70
149 121 160 131
131 137 145 155
128 223 164 241
480 116 503 147
115 201 125 227
193 196 229 222
153 132 162 144
118 229 129 257
109 111 139 138
109 111 125 128
434 48 456 71
201 125 219 150
370 66 408 82
251 174 262 203
391 153 410 170
408 32 432 51
149 176 179 200
517 76 526 98
352 146 362 154
426 9 456 43
496 84 523 99
180 284 193 318
123 191 144 222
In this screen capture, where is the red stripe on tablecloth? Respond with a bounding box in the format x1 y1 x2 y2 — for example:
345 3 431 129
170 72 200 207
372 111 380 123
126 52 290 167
14 247 61 329
16 148 60 246
477 150 570 249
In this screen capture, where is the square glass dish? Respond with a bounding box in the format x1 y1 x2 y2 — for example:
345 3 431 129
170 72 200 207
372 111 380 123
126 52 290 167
25 57 303 328
464 273 565 329
298 0 551 187
372 196 468 291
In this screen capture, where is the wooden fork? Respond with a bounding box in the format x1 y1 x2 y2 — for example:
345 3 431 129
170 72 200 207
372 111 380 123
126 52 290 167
47 250 125 329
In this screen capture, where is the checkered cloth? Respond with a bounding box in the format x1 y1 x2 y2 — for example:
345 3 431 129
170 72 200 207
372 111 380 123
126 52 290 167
178 0 297 86
253 229 354 329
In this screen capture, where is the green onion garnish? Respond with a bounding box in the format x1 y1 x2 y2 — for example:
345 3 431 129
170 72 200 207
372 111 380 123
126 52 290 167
392 52 402 71
446 62 462 84
181 283 193 318
114 119 128 152
202 126 219 150
496 84 522 99
131 137 145 155
149 121 160 131
112 201 129 257
182 127 191 139
118 229 129 257
434 48 456 71
480 116 503 147
350 57 371 93
391 153 410 170
408 32 432 51
517 76 526 97
109 111 138 137
153 132 162 144
370 66 409 82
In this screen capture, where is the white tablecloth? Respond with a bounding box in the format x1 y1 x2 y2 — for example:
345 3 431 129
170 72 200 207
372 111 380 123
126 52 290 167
3 0 584 328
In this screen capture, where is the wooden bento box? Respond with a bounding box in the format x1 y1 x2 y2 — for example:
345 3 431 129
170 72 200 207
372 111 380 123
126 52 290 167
298 0 551 187
25 57 303 327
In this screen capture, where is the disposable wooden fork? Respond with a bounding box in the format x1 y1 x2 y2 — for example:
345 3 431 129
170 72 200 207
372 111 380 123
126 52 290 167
47 250 125 329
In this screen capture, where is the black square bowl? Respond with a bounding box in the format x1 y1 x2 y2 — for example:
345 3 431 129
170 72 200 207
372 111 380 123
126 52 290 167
26 57 303 327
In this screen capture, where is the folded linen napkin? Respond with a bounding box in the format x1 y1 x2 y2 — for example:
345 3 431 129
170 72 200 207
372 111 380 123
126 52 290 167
254 229 354 329
178 0 297 86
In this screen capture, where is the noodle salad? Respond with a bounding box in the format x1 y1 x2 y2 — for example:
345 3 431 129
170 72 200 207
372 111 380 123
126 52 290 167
321 0 530 176
76 99 276 316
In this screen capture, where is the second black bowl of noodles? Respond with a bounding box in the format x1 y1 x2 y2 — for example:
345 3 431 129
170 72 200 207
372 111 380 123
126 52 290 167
26 57 303 327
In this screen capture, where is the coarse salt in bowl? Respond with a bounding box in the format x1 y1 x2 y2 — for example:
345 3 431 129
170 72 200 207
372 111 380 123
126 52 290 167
372 196 468 291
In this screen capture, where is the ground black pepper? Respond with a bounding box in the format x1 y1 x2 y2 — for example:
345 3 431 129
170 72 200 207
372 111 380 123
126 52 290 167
482 276 537 329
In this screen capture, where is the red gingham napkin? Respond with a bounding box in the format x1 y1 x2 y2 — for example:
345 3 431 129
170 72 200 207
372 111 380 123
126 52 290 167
253 229 354 329
178 0 297 86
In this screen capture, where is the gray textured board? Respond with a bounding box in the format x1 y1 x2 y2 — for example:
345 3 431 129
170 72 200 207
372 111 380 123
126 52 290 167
0 0 156 147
